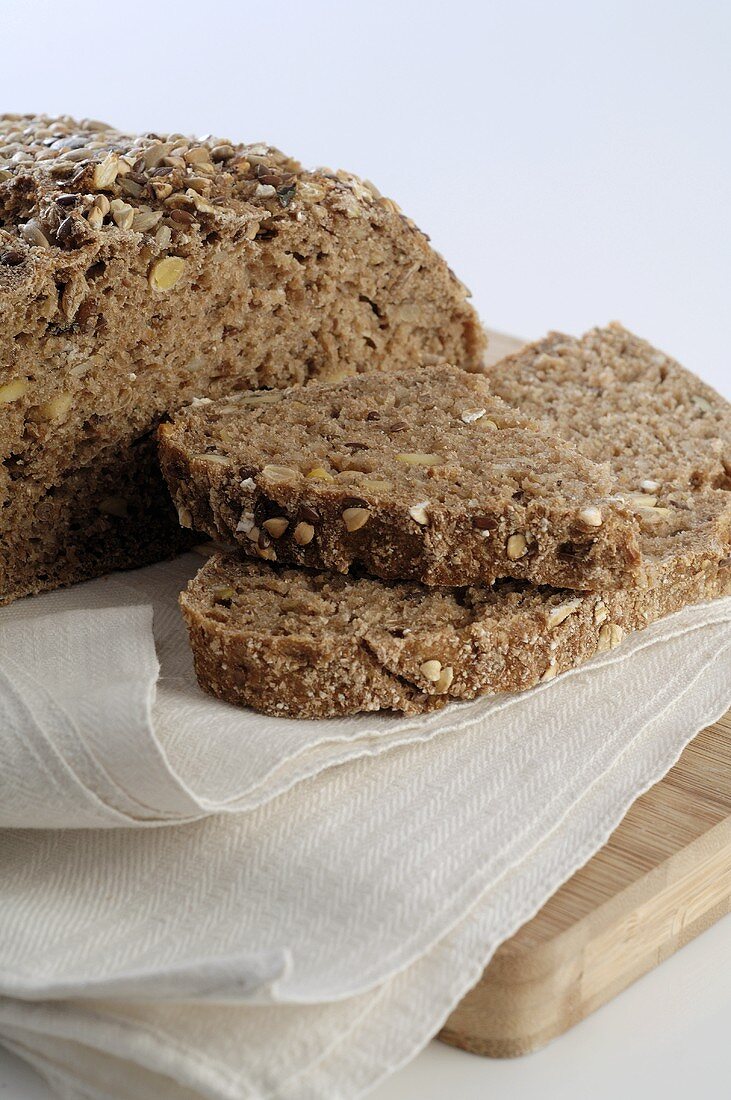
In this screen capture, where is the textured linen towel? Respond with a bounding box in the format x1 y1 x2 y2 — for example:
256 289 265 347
0 553 729 1099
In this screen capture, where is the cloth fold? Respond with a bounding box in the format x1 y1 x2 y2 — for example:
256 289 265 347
0 555 729 1099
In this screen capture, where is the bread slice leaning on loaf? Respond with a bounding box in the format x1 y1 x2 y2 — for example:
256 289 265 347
180 326 731 717
159 365 643 591
0 114 484 605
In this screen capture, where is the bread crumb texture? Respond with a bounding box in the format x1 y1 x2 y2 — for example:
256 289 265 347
0 114 484 604
181 326 731 717
160 364 644 591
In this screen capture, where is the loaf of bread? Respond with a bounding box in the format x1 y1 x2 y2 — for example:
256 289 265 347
0 114 484 605
180 326 731 717
159 365 643 590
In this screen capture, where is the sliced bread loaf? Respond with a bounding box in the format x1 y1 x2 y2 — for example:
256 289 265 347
180 327 731 717
0 114 483 604
160 365 643 591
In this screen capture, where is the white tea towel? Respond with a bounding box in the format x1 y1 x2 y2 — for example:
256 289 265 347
0 555 729 1099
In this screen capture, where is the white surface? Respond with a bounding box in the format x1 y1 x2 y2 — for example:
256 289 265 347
1 0 729 397
374 915 731 1100
2 914 730 1100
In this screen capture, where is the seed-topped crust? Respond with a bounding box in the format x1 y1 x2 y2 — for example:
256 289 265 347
0 114 484 605
159 365 644 591
0 116 320 251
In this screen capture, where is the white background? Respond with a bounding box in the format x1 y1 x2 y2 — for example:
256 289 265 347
1 1 729 1096
1 0 729 395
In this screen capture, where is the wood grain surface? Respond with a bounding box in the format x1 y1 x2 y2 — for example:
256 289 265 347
441 713 731 1056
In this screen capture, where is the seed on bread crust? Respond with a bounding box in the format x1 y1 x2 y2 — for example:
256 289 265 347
110 198 134 230
594 600 609 624
506 532 528 560
0 379 28 403
20 220 50 247
237 392 282 406
306 465 334 481
148 255 186 291
408 501 430 525
625 492 657 509
637 504 675 521
435 665 454 692
597 622 624 651
300 506 319 525
261 464 298 482
360 477 392 492
547 598 582 628
294 521 315 545
212 585 235 603
578 506 603 528
342 507 370 532
262 517 289 538
194 452 229 464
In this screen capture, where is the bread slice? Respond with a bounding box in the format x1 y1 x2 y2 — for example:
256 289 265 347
486 324 731 572
180 326 731 717
0 114 483 605
159 365 643 590
181 544 730 718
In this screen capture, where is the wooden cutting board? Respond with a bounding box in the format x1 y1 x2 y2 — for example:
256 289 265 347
441 711 731 1057
441 332 731 1057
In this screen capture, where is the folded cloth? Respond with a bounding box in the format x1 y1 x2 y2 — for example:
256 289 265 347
0 554 729 1099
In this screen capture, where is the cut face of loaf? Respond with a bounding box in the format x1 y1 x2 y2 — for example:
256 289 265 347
0 114 484 605
180 326 731 717
159 365 643 591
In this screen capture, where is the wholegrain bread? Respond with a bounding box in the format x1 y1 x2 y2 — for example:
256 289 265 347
159 365 643 590
488 324 730 492
181 326 731 717
0 114 483 605
486 324 731 572
181 547 730 718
